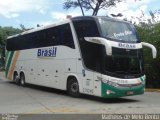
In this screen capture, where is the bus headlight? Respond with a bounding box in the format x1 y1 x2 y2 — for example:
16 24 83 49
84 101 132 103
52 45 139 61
101 79 119 87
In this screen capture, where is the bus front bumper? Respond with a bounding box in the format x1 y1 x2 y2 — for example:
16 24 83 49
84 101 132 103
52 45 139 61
101 82 145 98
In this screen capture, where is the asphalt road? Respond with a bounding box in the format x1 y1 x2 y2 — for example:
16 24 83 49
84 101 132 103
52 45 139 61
0 72 160 114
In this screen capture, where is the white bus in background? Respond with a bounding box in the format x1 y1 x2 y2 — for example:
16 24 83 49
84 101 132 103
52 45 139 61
5 16 157 98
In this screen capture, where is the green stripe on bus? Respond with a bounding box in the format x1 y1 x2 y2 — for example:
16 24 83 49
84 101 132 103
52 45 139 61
5 51 9 59
5 51 15 78
5 51 10 67
5 51 11 77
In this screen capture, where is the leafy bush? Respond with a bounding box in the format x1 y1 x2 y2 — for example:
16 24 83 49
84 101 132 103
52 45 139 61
136 23 160 88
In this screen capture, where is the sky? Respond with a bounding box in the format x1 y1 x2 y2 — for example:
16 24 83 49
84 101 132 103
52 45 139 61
0 0 160 29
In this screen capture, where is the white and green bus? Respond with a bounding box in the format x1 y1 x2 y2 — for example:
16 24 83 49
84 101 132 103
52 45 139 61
5 16 157 98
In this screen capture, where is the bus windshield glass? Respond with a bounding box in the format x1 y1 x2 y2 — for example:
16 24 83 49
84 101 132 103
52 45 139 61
105 48 144 78
98 18 139 43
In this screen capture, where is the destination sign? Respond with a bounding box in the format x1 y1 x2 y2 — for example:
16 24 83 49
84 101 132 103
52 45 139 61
118 43 136 49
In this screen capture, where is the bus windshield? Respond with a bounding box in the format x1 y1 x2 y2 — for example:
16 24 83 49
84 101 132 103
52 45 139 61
105 48 144 78
98 18 139 43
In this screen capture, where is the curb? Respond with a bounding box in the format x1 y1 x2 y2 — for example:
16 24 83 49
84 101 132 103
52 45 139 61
145 89 160 92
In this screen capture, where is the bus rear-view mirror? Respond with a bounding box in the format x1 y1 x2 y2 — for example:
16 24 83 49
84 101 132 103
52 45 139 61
142 42 157 59
84 37 112 56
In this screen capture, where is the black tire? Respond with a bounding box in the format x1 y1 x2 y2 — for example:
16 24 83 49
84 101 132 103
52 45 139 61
13 72 20 85
20 73 26 87
67 77 80 97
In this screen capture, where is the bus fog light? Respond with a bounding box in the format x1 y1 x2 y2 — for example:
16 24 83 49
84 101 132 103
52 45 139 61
106 90 115 95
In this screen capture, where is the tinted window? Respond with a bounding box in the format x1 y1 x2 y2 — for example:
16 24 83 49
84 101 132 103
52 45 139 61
6 30 46 51
61 24 75 48
46 24 75 48
46 26 60 46
37 30 46 48
104 48 144 78
6 24 75 51
73 20 99 39
73 19 103 72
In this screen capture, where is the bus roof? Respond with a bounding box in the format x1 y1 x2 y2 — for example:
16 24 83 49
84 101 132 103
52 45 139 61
7 16 131 39
7 19 71 39
72 16 132 25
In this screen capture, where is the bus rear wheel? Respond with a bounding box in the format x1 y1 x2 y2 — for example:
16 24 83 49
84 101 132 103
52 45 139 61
67 77 80 97
20 73 26 87
13 72 20 85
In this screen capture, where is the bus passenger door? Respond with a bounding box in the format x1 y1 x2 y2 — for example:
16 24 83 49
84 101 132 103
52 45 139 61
93 72 102 97
83 70 94 95
77 60 94 95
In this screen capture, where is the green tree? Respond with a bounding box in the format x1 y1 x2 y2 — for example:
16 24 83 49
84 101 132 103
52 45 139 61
0 28 7 45
0 26 22 69
0 26 22 44
63 0 124 16
136 23 160 88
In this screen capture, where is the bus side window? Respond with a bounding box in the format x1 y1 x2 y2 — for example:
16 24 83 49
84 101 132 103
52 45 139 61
36 30 46 48
10 37 18 50
73 20 103 72
60 24 75 49
6 24 75 51
25 33 38 49
74 21 99 40
46 26 60 47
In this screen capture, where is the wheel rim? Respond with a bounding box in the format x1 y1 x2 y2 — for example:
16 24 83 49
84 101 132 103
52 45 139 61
14 74 18 83
71 82 78 93
14 75 17 81
21 76 25 85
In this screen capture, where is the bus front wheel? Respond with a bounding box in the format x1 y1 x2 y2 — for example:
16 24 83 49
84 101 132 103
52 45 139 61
67 77 80 97
20 73 26 87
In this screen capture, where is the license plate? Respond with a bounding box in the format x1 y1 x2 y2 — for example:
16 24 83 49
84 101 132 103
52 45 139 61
127 91 134 95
